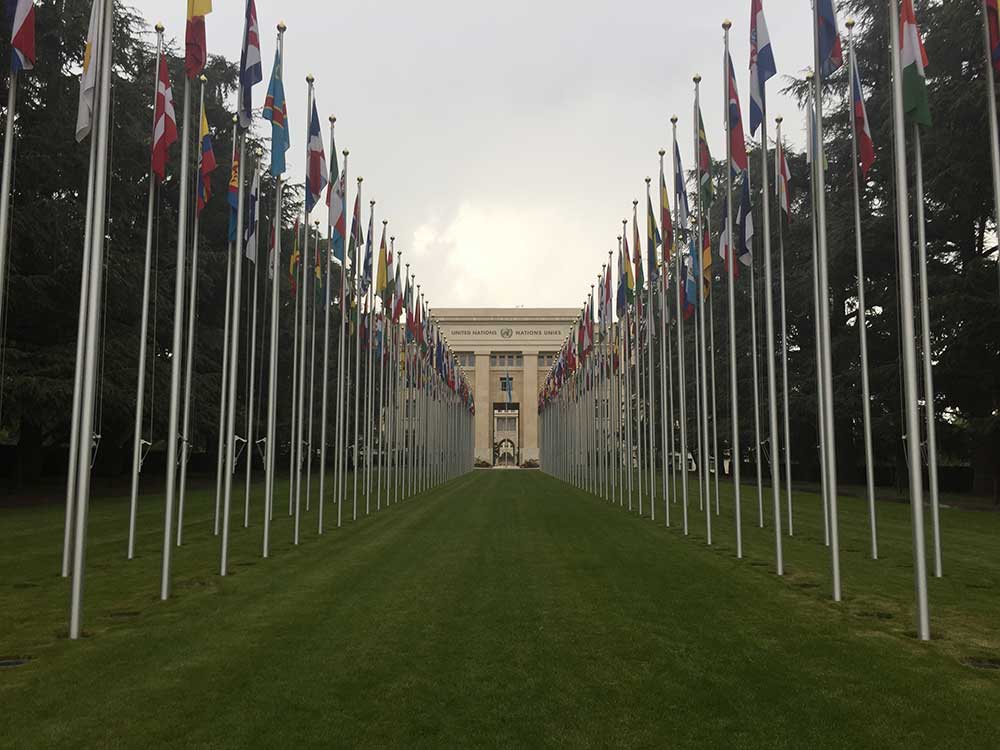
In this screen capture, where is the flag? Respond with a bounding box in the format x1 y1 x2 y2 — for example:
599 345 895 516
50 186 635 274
262 47 289 176
267 223 275 279
775 136 791 220
392 262 404 321
701 225 713 299
238 0 262 129
347 191 362 270
851 61 875 178
633 204 644 294
659 163 673 264
227 148 240 242
376 223 388 302
726 53 749 176
305 98 328 213
327 168 346 263
645 193 661 284
75 0 102 143
385 236 396 306
900 0 931 127
289 218 300 297
361 206 374 294
623 230 635 302
185 0 212 79
314 236 323 303
673 139 690 230
244 169 259 262
616 248 627 317
505 370 512 404
697 106 715 208
987 0 1000 75
9 0 34 72
197 110 217 213
683 236 697 319
749 0 776 136
150 56 178 182
817 0 844 79
736 175 754 267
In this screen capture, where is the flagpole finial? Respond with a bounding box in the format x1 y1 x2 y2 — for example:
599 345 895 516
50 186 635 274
391 236 396 242
330 115 336 124
805 71 814 81
232 114 238 124
370 200 375 207
314 220 320 228
383 220 388 226
357 177 363 184
632 200 638 207
645 177 651 185
670 115 678 125
155 22 164 33
343 150 349 157
277 21 287 32
722 19 732 30
306 74 315 84
659 149 665 156
775 116 783 124
693 74 702 84
845 18 856 30
199 74 207 84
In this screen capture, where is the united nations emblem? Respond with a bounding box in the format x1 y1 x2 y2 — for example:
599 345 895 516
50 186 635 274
500 328 513 339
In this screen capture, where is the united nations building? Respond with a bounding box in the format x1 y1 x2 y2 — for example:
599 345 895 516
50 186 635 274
433 308 578 466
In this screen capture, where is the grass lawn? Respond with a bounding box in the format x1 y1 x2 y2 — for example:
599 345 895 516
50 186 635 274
1 469 999 748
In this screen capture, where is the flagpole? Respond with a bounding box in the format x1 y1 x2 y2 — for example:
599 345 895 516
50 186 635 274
216 119 238 535
364 206 377 513
657 256 670 524
160 64 194 597
306 219 321 513
644 182 657 521
912 126 942 577
982 0 1000 293
722 21 743 558
671 116 689 535
288 220 300 518
177 73 209 547
888 0 930 640
632 204 645 515
846 20 878 560
220 137 249 576
756 58 784 574
68 0 114 637
352 179 364 521
318 118 337 534
392 249 402 505
812 0 842 601
775 117 794 536
335 152 350 528
127 25 165 560
0 71 17 349
243 157 263 529
622 224 633 512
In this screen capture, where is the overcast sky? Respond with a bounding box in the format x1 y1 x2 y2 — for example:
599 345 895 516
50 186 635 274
133 0 822 309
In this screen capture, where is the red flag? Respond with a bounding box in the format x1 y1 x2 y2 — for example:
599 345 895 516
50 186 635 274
185 1 212 79
151 56 178 182
726 54 748 175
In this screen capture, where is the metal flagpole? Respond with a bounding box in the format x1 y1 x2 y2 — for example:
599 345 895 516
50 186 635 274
658 260 670 523
644 181 657 521
983 0 1000 293
623 227 633 512
694 77 712 545
846 20 878 559
351 180 364 520
335 152 351 526
392 251 402 505
747 167 764 529
693 277 705 514
244 159 263 529
708 244 721 516
0 65 18 344
723 22 743 558
887 0 930 640
217 117 239 534
364 208 377 512
377 308 386 510
127 26 165 560
68 0 113 638
219 138 249 576
775 118 794 536
287 220 300 517
305 220 320 512
756 62 784 574
913 126 942 577
671 116 689 535
160 66 194 597
177 73 209 547
812 1 841 600
318 119 337 534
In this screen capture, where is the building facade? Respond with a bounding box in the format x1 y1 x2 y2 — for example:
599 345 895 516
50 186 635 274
433 308 577 466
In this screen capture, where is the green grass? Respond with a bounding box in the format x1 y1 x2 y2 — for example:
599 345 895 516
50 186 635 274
1 469 999 748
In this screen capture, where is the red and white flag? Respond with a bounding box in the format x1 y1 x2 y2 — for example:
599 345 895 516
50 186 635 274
151 56 178 182
9 0 35 72
775 138 791 220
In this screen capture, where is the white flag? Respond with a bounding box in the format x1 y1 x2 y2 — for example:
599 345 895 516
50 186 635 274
75 0 102 143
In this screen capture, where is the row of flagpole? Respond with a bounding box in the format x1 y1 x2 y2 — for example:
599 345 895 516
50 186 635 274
536 0 978 642
10 0 476 640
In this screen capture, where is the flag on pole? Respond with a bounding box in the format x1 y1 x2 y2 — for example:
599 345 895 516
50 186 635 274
683 236 697 319
616 248 627 317
262 47 289 176
673 139 690 230
623 230 635 303
633 204 644 295
361 206 374 294
197 111 217 213
347 191 362 270
697 105 715 208
376 223 388 303
185 0 212 79
227 147 240 242
238 0 262 129
392 262 403 321
987 0 1000 74
328 169 346 263
749 0 776 136
386 238 395 305
314 236 323 303
851 61 876 178
659 163 673 264
817 0 844 79
9 0 34 72
900 0 931 127
775 136 791 221
289 217 300 297
726 53 749 176
305 98 328 213
150 56 178 182
75 0 102 143
646 192 661 282
267 222 275 279
701 225 713 299
505 370 512 404
736 175 754 267
244 169 259 261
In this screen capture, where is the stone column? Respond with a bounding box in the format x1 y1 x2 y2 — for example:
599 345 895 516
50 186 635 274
474 352 491 464
521 353 539 463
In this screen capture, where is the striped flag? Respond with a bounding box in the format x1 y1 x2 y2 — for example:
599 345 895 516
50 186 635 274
726 53 749 176
987 0 1000 75
748 0 776 136
775 136 791 221
238 0 262 129
262 47 289 176
659 162 673 264
900 0 931 127
646 192 660 282
673 139 690 230
184 0 212 79
8 0 34 72
75 0 102 143
244 169 259 262
227 148 240 241
376 222 388 302
289 217 300 297
150 56 178 182
817 0 844 79
851 61 876 178
305 98 328 213
361 204 374 294
697 106 715 208
633 203 643 295
327 168 346 263
196 110 217 213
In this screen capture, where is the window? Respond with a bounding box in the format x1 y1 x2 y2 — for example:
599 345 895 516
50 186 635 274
495 416 517 432
515 354 523 367
490 354 498 367
500 376 514 393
